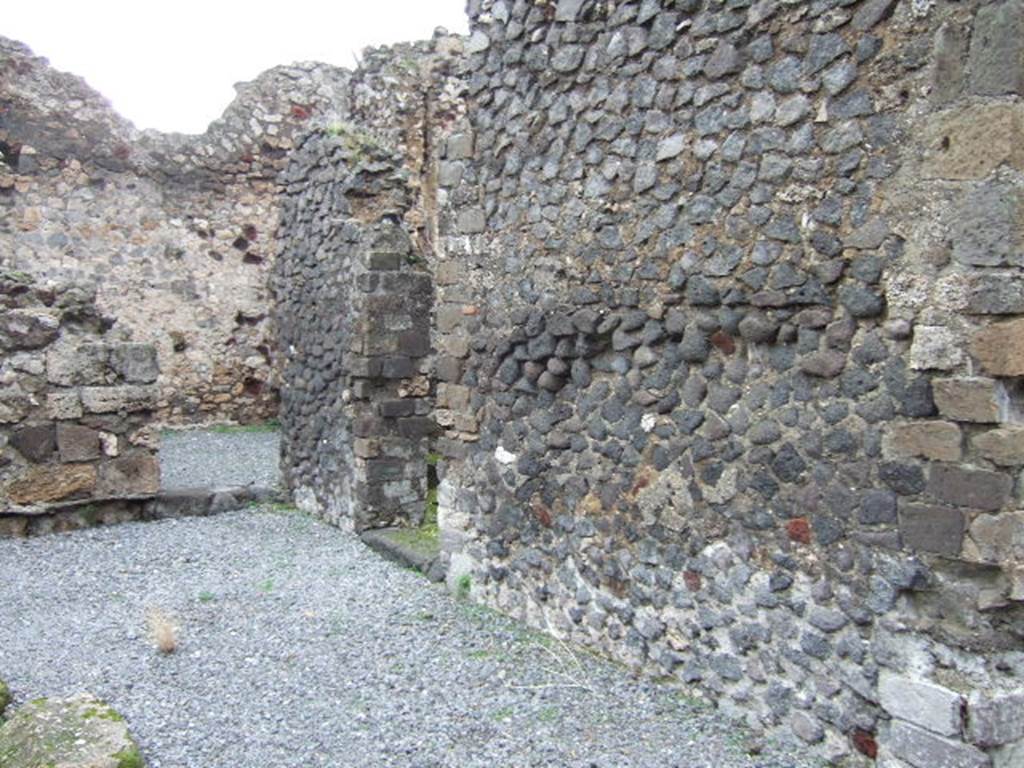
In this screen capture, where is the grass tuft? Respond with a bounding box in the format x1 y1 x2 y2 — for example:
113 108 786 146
145 608 179 654
455 573 472 600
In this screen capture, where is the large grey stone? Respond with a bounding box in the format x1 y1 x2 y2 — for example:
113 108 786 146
889 721 989 768
109 343 159 383
879 672 963 737
932 378 1009 424
951 185 1024 268
555 0 585 22
967 275 1024 315
852 0 899 31
968 1 1024 96
899 503 965 557
928 464 1012 511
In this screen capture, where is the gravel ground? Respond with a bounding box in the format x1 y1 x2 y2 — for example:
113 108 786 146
0 509 815 768
159 428 281 489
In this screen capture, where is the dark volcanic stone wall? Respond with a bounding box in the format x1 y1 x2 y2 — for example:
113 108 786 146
273 34 463 531
274 131 435 531
428 0 1024 765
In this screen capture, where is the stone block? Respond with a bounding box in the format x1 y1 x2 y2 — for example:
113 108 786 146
96 453 160 498
397 328 430 357
46 343 108 386
992 737 1024 768
378 399 415 418
367 252 401 271
456 209 486 234
80 385 158 414
884 422 962 463
381 356 416 379
108 343 158 383
971 318 1024 377
56 424 102 462
967 690 1024 748
370 224 413 257
396 417 439 439
910 327 964 371
438 383 471 411
0 308 59 350
554 0 584 22
852 0 898 31
800 350 846 378
5 464 97 505
435 305 464 334
965 511 1024 566
879 672 963 737
144 489 213 519
46 391 82 420
899 503 965 556
967 275 1024 315
928 464 1012 511
861 489 898 524
9 422 56 462
352 438 379 459
932 378 1009 423
922 104 1023 180
435 356 462 383
889 721 989 768
362 458 405 482
445 132 473 160
438 160 463 187
790 711 825 744
931 22 969 104
352 416 385 438
951 184 1024 268
968 0 1024 97
972 428 1024 466
435 262 460 286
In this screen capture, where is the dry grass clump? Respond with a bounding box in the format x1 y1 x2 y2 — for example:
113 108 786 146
145 607 179 654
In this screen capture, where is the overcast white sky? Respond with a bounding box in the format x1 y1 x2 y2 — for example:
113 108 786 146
6 1 468 134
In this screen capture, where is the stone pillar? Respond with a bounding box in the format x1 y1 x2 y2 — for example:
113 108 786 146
345 221 436 531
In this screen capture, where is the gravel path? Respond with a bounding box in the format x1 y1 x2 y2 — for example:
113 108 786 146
0 509 813 768
159 428 280 489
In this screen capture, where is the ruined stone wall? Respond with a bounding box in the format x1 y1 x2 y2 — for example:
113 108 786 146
273 34 465 530
0 36 352 423
0 269 160 534
426 1 1024 765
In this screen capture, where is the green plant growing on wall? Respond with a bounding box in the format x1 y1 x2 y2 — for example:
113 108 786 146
455 573 472 600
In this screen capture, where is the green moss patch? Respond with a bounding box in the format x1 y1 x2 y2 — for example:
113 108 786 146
0 694 144 768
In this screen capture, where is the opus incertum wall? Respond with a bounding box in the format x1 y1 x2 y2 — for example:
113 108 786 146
272 35 463 530
0 36 352 424
424 1 1024 766
273 131 436 531
257 1 1024 765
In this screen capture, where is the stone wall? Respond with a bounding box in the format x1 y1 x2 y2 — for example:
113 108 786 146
0 35 353 423
133 0 1022 763
423 1 1024 765
274 137 435 530
0 269 160 534
273 35 464 529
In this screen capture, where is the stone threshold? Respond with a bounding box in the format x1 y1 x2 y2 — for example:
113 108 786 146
360 526 445 582
0 485 284 537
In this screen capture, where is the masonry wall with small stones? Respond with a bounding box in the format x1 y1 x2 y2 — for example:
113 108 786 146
0 269 161 535
0 35 354 423
273 35 465 528
424 1 1024 766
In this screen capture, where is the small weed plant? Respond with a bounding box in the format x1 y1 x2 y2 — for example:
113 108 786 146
145 607 179 654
